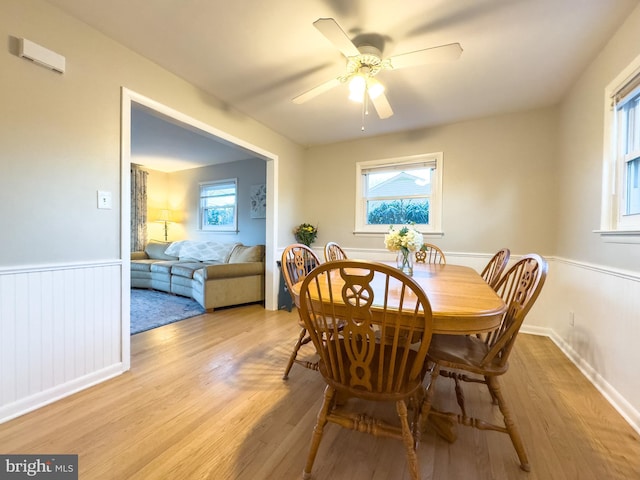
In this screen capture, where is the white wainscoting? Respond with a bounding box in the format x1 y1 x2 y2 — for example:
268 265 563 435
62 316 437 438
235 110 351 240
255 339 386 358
4 251 639 435
521 257 640 435
0 261 125 423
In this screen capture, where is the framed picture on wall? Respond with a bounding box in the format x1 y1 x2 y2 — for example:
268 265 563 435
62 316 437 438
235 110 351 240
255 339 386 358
250 184 266 219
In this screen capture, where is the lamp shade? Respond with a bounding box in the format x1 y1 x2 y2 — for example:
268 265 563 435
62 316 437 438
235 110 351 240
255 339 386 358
158 209 170 222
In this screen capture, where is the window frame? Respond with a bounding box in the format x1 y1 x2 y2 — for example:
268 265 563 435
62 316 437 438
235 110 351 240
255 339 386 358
601 54 640 240
199 178 238 232
354 153 443 235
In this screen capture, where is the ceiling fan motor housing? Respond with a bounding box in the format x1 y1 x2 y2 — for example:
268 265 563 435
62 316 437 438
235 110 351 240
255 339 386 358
345 45 386 78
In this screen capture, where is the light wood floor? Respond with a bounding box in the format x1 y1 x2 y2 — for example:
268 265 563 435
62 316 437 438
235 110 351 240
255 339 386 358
1 305 639 479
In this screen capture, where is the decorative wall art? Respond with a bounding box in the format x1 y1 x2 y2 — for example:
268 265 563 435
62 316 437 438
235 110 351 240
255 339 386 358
250 184 266 219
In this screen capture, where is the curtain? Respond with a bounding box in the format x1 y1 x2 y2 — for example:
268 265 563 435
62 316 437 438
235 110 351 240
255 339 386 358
131 164 148 252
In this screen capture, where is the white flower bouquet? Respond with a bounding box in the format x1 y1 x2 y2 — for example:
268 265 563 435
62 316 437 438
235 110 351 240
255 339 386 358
384 225 424 276
384 225 424 252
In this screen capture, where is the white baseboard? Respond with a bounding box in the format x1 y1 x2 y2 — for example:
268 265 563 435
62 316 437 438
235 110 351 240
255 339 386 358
0 364 125 424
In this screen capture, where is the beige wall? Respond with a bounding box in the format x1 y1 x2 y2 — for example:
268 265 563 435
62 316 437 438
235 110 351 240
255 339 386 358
168 158 267 245
303 107 559 257
141 159 267 246
0 0 304 267
556 4 640 271
545 4 640 430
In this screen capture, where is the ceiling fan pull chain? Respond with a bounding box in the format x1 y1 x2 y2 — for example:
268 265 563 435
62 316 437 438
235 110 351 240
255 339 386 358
361 94 367 131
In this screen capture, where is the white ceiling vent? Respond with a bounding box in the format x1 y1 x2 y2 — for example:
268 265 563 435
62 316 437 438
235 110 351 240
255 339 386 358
18 38 65 74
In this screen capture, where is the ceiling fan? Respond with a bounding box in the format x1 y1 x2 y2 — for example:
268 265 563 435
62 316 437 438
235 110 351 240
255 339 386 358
293 18 463 120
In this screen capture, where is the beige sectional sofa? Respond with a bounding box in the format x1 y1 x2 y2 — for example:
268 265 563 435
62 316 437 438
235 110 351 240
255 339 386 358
131 240 265 311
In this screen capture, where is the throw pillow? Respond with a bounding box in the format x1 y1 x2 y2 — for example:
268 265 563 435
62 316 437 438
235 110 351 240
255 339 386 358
145 240 178 260
168 240 240 262
164 241 185 257
228 244 265 263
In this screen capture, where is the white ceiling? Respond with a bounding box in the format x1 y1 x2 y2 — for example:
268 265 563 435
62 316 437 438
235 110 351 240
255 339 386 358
131 104 256 172
47 0 638 148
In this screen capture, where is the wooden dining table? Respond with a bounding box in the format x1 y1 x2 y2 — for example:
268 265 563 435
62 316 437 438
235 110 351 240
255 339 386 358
290 261 507 336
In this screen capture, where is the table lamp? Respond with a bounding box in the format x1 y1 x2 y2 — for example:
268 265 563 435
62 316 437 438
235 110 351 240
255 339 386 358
158 209 171 242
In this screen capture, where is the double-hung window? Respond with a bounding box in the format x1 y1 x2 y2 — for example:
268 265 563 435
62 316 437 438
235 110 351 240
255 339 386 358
199 179 237 232
355 153 443 234
602 55 640 236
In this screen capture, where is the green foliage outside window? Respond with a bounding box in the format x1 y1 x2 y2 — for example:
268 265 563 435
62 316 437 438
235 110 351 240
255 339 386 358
367 200 429 225
206 207 234 226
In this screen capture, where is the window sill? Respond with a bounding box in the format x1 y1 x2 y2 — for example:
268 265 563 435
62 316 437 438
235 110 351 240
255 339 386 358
594 229 640 244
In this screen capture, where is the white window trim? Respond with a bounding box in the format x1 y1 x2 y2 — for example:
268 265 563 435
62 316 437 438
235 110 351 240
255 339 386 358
354 152 443 235
599 53 640 241
199 178 238 233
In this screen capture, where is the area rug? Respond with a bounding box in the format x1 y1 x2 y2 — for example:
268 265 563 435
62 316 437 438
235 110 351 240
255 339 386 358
130 289 205 335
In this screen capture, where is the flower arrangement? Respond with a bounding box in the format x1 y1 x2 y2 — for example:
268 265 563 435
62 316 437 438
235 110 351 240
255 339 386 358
384 225 424 276
384 225 424 252
294 222 318 247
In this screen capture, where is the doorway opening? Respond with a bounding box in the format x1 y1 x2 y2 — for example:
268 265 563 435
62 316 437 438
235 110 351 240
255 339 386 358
120 88 278 367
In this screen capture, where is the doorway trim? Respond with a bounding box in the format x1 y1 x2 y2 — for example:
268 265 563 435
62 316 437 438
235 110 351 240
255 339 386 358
120 87 279 369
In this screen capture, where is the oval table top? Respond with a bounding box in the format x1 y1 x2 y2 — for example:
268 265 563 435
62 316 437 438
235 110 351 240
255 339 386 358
291 262 506 335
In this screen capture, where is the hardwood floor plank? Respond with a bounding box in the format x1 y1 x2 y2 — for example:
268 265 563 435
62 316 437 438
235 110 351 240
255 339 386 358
0 305 638 479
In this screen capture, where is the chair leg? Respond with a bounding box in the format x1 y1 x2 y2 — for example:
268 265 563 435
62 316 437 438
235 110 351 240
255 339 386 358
419 362 440 432
283 327 307 380
485 375 498 404
397 399 420 480
453 375 467 418
487 376 530 472
421 364 458 443
303 385 335 480
410 391 424 449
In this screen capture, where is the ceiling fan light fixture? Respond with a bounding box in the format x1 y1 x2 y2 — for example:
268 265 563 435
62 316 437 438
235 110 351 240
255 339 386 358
348 74 366 103
367 77 385 99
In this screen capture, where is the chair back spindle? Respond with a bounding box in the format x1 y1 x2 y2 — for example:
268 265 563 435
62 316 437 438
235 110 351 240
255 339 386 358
323 241 348 262
281 244 320 308
415 243 446 264
482 253 547 368
481 248 510 289
301 260 433 396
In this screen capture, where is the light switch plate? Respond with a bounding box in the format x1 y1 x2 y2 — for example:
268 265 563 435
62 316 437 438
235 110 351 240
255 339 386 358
97 190 112 209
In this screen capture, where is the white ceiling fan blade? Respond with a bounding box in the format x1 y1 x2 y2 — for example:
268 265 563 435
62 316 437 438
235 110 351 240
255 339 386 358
370 91 393 119
292 77 341 104
388 42 463 70
313 18 360 58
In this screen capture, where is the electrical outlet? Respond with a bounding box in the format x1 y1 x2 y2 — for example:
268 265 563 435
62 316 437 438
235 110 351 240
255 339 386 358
569 311 575 327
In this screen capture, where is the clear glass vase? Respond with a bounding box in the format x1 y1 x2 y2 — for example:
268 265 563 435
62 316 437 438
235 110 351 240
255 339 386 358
396 248 413 276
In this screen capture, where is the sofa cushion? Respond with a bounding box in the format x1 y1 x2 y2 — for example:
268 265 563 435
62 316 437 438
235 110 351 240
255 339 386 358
145 240 178 260
150 260 182 275
164 240 240 262
131 251 149 261
197 262 265 281
131 259 158 272
171 262 216 279
228 244 265 263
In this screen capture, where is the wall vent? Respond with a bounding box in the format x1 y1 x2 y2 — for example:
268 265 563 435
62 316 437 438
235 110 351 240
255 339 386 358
18 38 65 74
